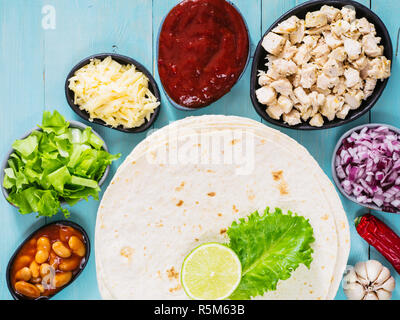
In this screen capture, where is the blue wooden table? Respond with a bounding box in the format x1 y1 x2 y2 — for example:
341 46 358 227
0 0 399 300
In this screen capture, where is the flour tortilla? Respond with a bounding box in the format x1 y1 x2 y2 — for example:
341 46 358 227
95 116 349 300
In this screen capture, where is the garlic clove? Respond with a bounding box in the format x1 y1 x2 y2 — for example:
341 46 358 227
379 276 396 292
376 289 392 300
363 292 379 300
365 260 382 282
354 261 369 284
344 282 365 300
375 266 391 284
343 268 358 286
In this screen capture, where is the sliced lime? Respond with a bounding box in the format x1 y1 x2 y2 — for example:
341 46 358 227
181 242 242 300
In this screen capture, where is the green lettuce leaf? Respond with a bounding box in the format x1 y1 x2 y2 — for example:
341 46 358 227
40 110 70 134
3 110 120 217
228 208 315 300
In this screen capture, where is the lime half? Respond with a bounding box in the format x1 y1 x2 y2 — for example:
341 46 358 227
181 243 242 300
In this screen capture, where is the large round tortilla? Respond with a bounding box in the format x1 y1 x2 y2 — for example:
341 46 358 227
95 115 349 300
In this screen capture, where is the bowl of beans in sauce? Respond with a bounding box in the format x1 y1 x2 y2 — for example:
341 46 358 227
6 221 90 300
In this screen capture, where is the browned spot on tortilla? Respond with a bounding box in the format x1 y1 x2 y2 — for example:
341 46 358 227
207 192 216 197
120 247 134 259
247 189 255 201
309 290 314 294
231 139 239 145
176 200 184 207
207 169 215 173
131 161 136 165
321 266 325 270
261 139 266 144
195 238 199 242
272 170 283 181
279 182 289 195
195 201 199 205
341 222 346 229
330 276 334 283
169 284 182 293
166 267 179 280
155 220 164 227
321 214 329 221
157 271 161 278
218 213 222 217
233 205 239 213
220 228 227 235
175 182 185 192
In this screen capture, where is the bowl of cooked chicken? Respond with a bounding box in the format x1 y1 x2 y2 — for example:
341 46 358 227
250 0 392 130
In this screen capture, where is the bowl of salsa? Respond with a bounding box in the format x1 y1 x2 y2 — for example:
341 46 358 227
157 0 250 110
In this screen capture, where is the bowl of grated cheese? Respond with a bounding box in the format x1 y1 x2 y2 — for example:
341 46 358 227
65 53 161 133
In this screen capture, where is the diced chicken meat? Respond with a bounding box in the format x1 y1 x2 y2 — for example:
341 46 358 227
270 78 293 96
305 11 328 28
256 86 277 105
256 5 391 127
262 32 286 56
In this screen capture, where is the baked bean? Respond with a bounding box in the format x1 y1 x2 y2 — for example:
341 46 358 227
52 241 71 258
35 284 45 293
35 249 49 264
29 261 40 278
68 236 86 257
39 263 52 278
59 227 74 243
15 267 32 281
15 281 40 299
31 277 41 284
49 251 60 269
37 236 51 251
54 272 72 288
14 255 32 271
58 257 80 272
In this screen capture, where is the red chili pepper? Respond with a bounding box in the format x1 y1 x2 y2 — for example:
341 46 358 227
355 214 400 274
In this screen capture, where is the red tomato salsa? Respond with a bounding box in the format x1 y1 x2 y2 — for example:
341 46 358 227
158 0 249 108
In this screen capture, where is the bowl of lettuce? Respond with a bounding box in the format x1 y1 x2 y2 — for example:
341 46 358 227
1 110 120 218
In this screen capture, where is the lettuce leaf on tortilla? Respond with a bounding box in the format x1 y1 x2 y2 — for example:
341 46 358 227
228 207 315 299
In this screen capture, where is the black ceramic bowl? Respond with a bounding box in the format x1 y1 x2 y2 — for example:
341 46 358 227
250 0 393 130
6 220 90 300
65 53 161 133
156 0 250 111
0 120 109 209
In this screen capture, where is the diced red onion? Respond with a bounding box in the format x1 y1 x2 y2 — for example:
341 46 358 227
336 125 400 212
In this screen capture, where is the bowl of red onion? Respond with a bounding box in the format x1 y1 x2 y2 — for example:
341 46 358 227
332 124 400 213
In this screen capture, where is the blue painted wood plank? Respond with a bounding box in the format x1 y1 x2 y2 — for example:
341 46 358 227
0 0 47 300
40 0 154 300
368 0 400 300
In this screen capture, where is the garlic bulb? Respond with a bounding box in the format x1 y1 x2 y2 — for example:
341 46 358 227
343 260 396 300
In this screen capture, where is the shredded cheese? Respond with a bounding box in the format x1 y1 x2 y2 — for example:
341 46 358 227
68 56 160 129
